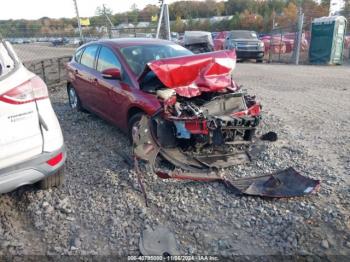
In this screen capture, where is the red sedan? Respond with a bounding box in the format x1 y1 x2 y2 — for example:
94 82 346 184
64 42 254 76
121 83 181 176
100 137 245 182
66 39 261 167
66 39 193 137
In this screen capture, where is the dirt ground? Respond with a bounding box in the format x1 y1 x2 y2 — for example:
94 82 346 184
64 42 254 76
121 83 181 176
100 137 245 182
0 63 349 259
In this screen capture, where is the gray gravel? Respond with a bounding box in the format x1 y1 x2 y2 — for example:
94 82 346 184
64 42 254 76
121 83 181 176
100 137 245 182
0 63 349 258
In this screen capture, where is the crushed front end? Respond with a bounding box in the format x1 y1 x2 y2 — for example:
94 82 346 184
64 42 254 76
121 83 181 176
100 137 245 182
153 90 261 170
132 50 320 198
138 50 261 170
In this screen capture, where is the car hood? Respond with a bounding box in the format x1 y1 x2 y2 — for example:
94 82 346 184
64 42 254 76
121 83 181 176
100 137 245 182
139 50 237 98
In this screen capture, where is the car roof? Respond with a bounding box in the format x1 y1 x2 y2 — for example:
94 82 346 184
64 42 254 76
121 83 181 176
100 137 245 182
82 38 175 49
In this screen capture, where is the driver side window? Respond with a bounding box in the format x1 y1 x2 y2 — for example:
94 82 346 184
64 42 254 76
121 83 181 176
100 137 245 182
96 46 121 72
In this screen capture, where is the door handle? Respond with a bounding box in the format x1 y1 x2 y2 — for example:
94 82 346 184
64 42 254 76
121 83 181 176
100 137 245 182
74 69 81 76
92 78 98 85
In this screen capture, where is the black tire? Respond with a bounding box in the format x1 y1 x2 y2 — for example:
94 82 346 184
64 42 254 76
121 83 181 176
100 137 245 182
256 59 263 63
39 167 65 190
67 85 83 112
128 112 145 144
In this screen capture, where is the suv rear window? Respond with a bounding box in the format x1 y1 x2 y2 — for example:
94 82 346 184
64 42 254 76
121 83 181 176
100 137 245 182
0 40 16 79
80 45 98 69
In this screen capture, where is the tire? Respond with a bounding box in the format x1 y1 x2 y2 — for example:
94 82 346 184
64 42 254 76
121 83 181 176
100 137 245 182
128 112 145 144
39 167 65 190
67 85 83 112
256 59 263 63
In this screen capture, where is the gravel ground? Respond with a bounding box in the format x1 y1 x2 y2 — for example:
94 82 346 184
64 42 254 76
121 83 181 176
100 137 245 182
0 63 349 258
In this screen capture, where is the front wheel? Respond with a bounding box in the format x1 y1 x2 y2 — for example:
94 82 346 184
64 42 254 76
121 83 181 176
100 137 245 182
128 112 145 144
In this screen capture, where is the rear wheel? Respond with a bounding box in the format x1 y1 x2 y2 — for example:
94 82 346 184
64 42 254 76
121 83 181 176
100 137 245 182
39 167 65 190
256 59 263 63
68 85 83 111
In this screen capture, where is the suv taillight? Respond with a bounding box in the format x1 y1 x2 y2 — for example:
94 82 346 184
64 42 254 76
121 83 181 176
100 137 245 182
0 76 48 104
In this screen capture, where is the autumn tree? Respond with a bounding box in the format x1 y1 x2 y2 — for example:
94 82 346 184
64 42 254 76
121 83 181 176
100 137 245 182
276 2 298 28
239 10 264 31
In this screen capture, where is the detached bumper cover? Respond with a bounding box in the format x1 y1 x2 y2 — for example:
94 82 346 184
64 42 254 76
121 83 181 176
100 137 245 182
0 145 66 193
157 167 320 198
133 116 320 198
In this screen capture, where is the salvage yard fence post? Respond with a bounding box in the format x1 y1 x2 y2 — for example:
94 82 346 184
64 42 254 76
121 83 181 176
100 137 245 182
41 61 46 83
294 8 304 65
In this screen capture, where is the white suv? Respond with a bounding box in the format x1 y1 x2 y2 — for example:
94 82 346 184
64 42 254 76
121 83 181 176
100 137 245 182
0 38 66 193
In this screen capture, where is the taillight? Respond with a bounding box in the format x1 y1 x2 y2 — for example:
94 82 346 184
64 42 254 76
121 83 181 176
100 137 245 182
46 152 63 167
0 76 48 104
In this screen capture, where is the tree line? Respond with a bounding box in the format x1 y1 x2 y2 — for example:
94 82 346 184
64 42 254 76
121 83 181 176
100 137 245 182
0 0 349 38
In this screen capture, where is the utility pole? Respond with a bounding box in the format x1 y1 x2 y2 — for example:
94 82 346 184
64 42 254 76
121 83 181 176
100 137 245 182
103 4 114 38
156 0 171 40
268 11 275 63
294 5 304 65
163 3 171 40
73 0 84 43
156 0 165 39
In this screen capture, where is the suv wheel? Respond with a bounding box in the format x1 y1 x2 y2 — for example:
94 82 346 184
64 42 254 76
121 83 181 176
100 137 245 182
39 167 65 190
68 85 83 111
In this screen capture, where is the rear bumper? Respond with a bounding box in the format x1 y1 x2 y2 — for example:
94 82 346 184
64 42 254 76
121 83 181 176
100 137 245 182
236 50 264 59
0 145 66 194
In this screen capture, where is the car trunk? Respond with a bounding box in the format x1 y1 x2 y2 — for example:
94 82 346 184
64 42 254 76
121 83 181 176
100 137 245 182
0 41 43 170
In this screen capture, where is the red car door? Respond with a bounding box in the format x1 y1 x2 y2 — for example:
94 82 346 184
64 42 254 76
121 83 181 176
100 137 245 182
94 46 129 127
75 44 99 112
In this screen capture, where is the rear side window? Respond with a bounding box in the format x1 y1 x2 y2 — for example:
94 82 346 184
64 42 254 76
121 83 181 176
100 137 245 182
96 46 121 72
74 48 84 63
80 45 98 68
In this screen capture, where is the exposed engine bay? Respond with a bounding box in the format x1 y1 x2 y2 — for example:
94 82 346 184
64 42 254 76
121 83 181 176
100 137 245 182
137 50 261 170
131 50 320 199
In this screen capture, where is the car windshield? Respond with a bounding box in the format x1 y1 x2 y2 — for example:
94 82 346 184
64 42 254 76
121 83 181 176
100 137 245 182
120 44 193 76
231 31 258 40
0 40 16 79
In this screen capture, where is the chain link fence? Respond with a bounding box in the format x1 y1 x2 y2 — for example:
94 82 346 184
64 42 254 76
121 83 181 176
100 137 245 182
110 26 157 38
0 26 103 87
265 17 350 64
262 25 299 64
1 25 160 88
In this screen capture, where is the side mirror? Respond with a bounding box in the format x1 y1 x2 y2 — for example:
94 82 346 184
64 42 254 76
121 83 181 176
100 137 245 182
102 68 121 80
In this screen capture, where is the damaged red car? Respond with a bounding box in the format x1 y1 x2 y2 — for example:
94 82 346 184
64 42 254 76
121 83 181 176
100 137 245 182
67 39 320 198
66 39 260 168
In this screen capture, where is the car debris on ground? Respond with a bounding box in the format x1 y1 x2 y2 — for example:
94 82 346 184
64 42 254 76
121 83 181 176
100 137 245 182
139 226 180 256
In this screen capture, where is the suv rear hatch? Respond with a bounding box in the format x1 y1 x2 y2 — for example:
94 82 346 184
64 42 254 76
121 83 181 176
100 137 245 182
0 40 44 169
